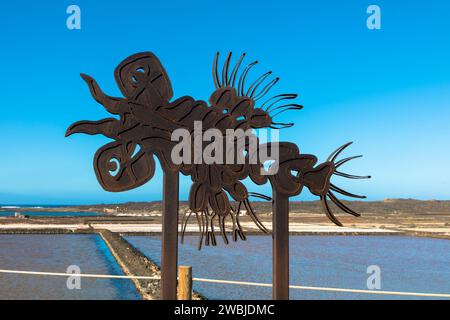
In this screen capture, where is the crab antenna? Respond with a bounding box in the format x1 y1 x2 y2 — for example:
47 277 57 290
330 183 366 199
326 142 353 162
320 195 343 226
252 77 280 100
270 105 303 119
222 52 232 86
334 171 371 179
219 216 229 244
197 211 206 250
180 211 188 243
180 210 193 244
246 71 272 98
270 122 294 129
327 191 360 217
269 103 304 113
248 192 272 201
230 53 246 87
243 199 269 233
238 61 258 96
213 52 221 89
262 94 297 111
335 155 363 168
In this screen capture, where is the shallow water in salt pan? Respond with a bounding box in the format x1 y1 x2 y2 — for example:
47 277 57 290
126 235 450 300
0 234 140 299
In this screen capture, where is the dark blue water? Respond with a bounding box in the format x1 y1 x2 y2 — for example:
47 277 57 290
0 210 103 217
125 235 450 300
0 234 140 299
0 205 67 208
0 205 103 217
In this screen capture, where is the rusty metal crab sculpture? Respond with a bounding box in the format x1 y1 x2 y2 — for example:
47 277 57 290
66 52 369 249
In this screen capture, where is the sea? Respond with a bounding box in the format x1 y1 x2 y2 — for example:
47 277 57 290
0 204 103 217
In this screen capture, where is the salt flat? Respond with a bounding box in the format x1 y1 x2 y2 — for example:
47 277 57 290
0 221 399 234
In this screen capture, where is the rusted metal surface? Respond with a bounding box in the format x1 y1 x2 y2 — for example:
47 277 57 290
161 172 179 300
272 189 289 300
66 51 369 300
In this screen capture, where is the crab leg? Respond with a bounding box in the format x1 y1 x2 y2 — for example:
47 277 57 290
213 52 221 88
238 61 258 95
247 71 272 98
244 199 269 234
80 74 124 114
219 215 229 245
222 52 232 86
335 155 363 168
334 171 371 179
330 183 366 199
248 192 272 201
320 195 343 227
327 142 353 162
180 210 193 244
327 191 360 217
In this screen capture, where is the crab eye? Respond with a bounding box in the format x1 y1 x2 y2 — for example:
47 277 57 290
108 158 120 176
131 67 147 83
290 169 300 177
135 67 145 74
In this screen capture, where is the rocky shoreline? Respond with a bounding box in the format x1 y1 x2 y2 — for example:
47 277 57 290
99 230 205 300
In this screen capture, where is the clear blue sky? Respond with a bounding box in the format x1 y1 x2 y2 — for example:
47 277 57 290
0 0 449 205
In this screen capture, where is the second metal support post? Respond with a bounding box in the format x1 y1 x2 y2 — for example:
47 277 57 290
272 189 290 300
161 172 179 300
160 173 290 300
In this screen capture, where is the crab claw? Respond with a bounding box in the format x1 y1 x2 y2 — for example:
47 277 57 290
311 142 371 226
65 118 119 138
